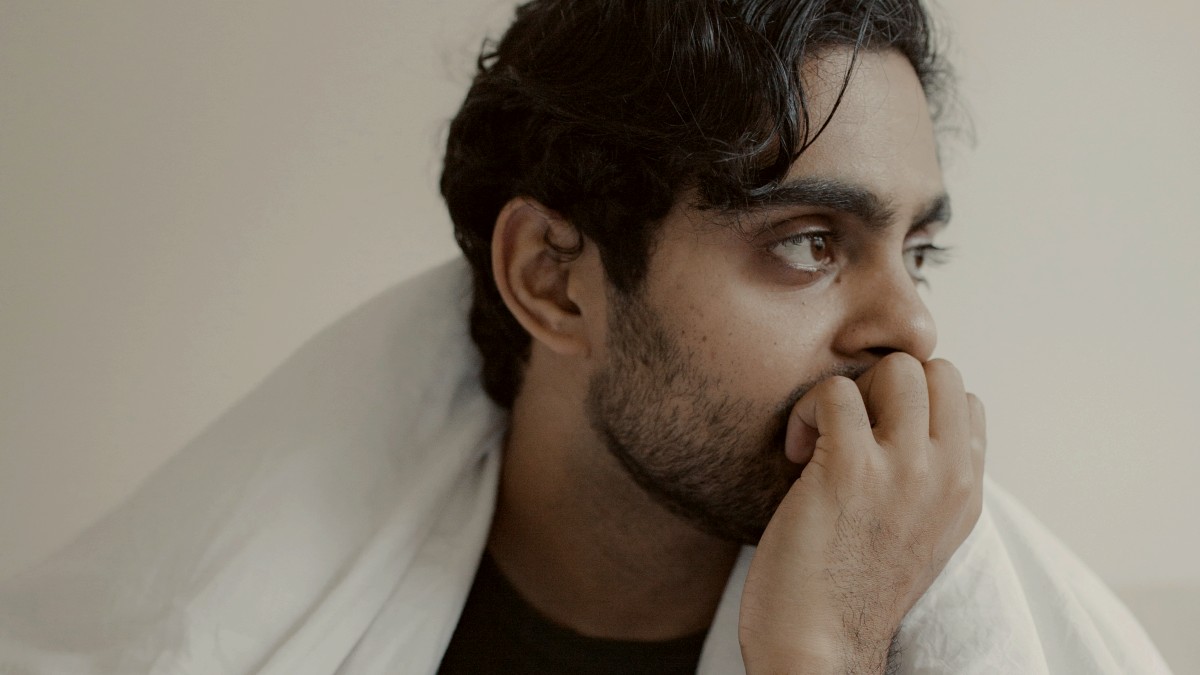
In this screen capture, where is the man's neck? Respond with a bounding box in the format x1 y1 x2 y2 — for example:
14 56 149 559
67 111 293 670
486 377 741 642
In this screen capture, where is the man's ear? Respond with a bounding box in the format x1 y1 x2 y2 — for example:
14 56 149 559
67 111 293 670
491 197 596 357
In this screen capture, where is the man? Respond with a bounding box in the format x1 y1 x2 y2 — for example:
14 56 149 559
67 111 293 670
438 0 979 672
0 0 1172 673
435 0 1167 672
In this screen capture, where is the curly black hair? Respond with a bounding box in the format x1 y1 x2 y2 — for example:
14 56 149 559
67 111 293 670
441 0 952 409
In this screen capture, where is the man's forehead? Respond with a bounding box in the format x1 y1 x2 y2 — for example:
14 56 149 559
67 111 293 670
795 47 933 131
784 52 945 208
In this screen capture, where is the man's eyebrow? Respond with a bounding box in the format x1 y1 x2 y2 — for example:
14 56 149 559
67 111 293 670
733 177 950 235
912 193 952 233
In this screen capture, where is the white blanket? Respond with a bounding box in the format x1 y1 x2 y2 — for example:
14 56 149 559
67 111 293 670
0 258 1172 674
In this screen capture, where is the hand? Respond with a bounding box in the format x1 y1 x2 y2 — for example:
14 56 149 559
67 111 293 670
738 353 986 674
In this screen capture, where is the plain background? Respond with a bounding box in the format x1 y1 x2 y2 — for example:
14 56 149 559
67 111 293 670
1 0 1196 670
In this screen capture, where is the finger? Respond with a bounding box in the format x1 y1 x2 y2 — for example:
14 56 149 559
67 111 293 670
786 375 873 465
961 392 988 529
966 392 987 476
857 352 930 448
926 358 969 447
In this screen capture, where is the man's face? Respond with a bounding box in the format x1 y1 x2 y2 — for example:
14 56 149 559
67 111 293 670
585 49 948 544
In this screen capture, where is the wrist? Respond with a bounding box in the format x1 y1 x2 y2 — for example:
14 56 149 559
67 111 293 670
741 628 892 675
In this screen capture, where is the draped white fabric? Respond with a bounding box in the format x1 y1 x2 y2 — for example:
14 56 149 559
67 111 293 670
0 258 1172 674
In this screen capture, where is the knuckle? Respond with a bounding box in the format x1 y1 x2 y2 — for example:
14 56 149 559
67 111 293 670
968 393 987 421
816 377 870 427
826 374 857 389
966 391 984 410
880 351 925 378
833 399 870 429
897 388 929 413
873 353 929 402
924 358 962 386
899 454 932 484
970 433 987 454
860 450 888 477
823 375 860 400
950 464 977 499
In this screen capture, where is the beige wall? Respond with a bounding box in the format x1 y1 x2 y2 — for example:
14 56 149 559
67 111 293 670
2 0 1196 669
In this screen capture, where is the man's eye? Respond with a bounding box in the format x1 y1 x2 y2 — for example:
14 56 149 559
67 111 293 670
904 243 952 283
771 233 833 270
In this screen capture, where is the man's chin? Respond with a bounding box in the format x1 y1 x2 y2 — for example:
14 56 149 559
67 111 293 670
634 463 802 547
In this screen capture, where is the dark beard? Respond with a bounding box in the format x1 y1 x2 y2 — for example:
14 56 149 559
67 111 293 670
584 289 863 544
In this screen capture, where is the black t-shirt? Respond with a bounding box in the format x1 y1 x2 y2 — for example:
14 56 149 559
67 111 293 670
437 551 708 674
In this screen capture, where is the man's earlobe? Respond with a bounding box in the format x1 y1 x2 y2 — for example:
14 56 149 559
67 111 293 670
491 197 594 357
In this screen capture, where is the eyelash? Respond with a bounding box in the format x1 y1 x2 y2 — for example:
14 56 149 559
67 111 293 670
775 231 840 267
906 243 953 285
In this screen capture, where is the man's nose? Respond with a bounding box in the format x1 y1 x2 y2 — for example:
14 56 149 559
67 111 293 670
832 265 938 363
